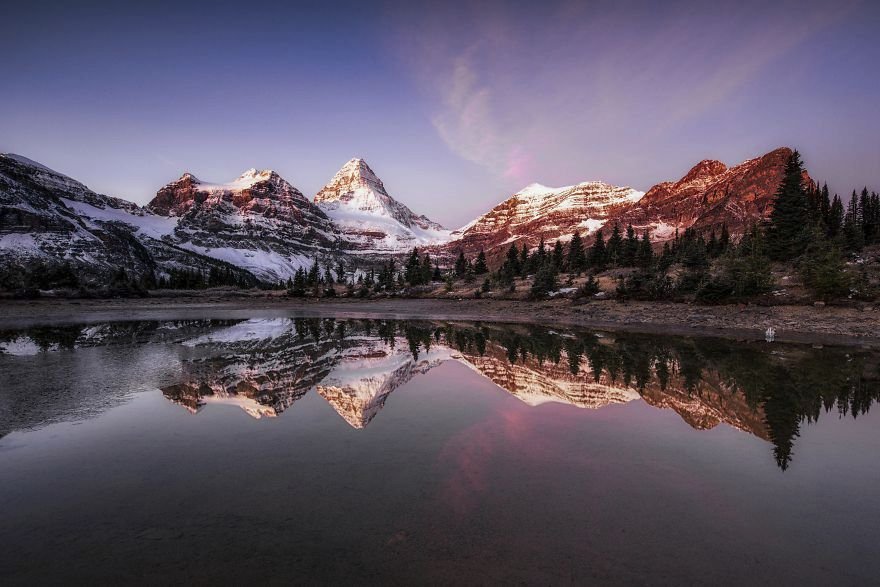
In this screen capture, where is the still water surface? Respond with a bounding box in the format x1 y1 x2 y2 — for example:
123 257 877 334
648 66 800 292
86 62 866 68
1 318 879 584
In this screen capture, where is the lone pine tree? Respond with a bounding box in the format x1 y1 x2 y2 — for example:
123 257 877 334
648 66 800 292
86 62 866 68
766 150 810 260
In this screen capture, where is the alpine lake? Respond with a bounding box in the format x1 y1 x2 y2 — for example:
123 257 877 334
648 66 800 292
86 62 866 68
1 316 879 585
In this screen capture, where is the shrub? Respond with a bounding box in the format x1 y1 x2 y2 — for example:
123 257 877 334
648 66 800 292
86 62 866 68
530 261 558 298
573 275 600 300
799 242 851 301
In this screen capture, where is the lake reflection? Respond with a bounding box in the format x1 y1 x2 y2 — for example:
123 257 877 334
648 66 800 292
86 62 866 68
2 318 880 584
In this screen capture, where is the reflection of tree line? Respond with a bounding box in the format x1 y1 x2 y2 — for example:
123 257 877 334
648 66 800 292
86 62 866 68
4 318 879 470
0 320 241 352
392 320 880 471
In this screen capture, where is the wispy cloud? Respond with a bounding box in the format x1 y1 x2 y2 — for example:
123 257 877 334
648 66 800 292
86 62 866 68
389 0 850 190
430 50 537 184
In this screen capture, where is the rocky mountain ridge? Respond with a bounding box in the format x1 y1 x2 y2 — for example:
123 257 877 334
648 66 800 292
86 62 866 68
443 180 644 262
1 147 806 285
147 168 339 281
599 147 811 241
0 153 259 287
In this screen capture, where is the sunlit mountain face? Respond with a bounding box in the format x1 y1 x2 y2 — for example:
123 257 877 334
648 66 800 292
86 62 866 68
3 318 878 471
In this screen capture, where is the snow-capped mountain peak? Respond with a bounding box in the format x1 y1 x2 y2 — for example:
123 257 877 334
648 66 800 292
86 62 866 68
313 158 450 253
314 158 393 209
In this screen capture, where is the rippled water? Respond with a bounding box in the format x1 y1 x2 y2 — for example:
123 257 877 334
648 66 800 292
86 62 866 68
1 318 879 584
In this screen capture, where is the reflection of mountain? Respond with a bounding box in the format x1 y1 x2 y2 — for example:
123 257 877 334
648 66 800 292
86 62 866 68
155 320 778 446
162 318 342 418
160 319 880 472
316 340 455 428
3 318 878 470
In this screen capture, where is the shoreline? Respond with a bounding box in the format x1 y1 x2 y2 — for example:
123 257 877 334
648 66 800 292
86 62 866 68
2 296 879 348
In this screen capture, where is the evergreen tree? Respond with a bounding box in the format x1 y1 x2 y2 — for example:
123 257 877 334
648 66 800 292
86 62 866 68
636 230 653 268
623 224 638 266
454 250 467 277
530 259 558 298
607 224 623 266
474 250 489 274
405 247 422 285
859 188 872 242
589 230 607 270
519 243 529 275
567 231 586 274
420 254 433 284
800 232 851 301
844 193 865 251
290 268 306 297
719 223 730 252
504 243 520 277
819 183 831 228
658 242 674 272
707 230 719 258
828 194 844 238
552 240 565 271
306 259 320 287
766 150 810 260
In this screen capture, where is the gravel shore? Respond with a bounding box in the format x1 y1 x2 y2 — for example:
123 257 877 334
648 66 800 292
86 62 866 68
2 295 879 347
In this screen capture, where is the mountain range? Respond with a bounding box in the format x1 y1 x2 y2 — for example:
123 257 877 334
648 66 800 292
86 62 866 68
0 147 804 285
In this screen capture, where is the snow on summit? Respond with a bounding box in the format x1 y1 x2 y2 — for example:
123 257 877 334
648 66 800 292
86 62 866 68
314 158 451 253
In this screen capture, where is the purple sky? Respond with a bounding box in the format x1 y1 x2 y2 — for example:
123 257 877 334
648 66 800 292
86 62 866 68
2 0 878 228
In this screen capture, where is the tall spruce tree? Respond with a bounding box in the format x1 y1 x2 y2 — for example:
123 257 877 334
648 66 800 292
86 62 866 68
454 250 467 277
589 230 607 270
623 224 638 266
405 247 422 285
505 243 521 276
636 230 653 268
567 231 586 274
828 194 844 238
844 194 865 251
420 254 433 283
306 259 320 286
607 224 623 267
474 250 489 274
552 240 565 271
766 150 810 260
719 223 730 252
519 243 529 275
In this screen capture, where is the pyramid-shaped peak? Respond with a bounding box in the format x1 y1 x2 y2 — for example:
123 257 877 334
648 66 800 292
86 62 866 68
315 157 388 205
337 158 381 183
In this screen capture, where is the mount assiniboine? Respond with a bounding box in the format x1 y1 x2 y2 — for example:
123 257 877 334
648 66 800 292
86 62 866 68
0 147 802 286
313 157 450 253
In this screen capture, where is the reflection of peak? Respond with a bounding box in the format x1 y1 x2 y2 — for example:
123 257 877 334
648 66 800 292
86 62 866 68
317 343 455 428
317 385 391 429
